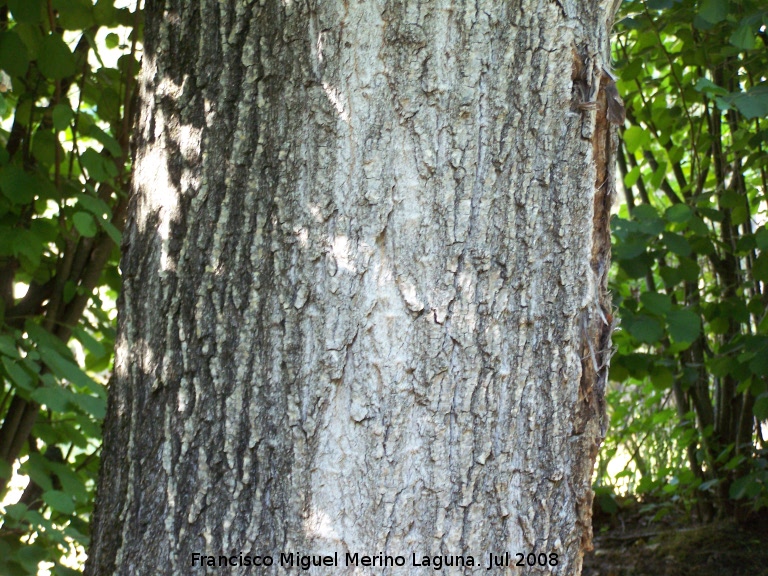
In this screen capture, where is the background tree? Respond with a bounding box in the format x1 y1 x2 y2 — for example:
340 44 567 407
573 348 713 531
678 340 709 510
0 1 138 574
597 0 768 521
85 0 619 574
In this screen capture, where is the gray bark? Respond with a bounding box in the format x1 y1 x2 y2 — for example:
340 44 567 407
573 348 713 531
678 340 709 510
87 0 618 574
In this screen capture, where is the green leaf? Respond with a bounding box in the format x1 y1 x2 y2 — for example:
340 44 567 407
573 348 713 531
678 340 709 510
641 292 672 315
694 78 727 96
14 229 44 269
43 490 76 515
628 315 665 344
651 366 674 390
649 162 668 190
24 321 72 358
48 462 89 502
623 126 651 154
619 253 655 279
0 461 12 484
73 327 107 359
596 490 619 514
101 218 122 244
74 413 101 440
52 0 95 30
753 252 768 283
71 392 106 419
51 419 89 448
105 32 120 49
624 166 641 188
75 192 112 219
18 231 49 270
667 309 701 343
729 473 765 500
3 356 35 392
0 165 37 204
729 25 755 50
13 22 44 60
94 1 118 26
731 203 748 226
4 502 28 521
8 0 44 24
662 231 692 256
31 384 70 412
652 408 676 425
37 345 102 395
80 148 118 182
620 59 644 82
677 257 700 282
631 204 659 221
697 206 724 222
754 393 768 421
747 350 768 377
687 216 709 237
63 280 76 303
720 86 768 120
87 124 123 157
73 211 97 238
614 237 648 260
638 217 665 237
647 0 675 8
667 146 684 164
96 86 121 123
698 0 728 24
756 227 768 251
31 130 59 167
22 453 54 492
615 355 646 383
0 31 30 77
665 204 692 223
52 104 74 132
16 543 50 573
0 335 20 358
684 230 710 251
37 34 77 80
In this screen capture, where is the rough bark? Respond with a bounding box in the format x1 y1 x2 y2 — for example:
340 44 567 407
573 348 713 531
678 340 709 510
87 0 618 574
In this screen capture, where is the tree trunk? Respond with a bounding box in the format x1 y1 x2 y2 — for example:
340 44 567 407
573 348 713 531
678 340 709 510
86 1 618 574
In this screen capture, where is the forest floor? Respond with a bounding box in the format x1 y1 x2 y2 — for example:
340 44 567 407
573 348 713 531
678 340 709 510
582 499 768 576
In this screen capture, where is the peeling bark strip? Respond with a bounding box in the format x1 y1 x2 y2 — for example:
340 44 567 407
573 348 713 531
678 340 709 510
87 1 619 575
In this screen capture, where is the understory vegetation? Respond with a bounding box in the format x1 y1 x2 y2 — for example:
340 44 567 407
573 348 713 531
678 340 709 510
0 0 138 573
598 0 768 522
0 0 765 573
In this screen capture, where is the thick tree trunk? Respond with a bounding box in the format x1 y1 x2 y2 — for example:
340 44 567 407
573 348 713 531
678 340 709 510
87 1 617 574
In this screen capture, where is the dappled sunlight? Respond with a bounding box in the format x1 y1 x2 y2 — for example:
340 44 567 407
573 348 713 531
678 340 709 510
322 82 350 124
330 235 356 273
308 204 325 223
303 506 339 540
295 227 309 248
0 459 29 508
132 66 206 273
134 142 178 273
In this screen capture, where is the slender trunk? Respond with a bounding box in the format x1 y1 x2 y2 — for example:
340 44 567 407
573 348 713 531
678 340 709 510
87 1 618 574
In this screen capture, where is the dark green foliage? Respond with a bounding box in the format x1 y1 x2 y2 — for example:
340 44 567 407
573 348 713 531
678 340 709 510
0 0 139 573
600 0 768 519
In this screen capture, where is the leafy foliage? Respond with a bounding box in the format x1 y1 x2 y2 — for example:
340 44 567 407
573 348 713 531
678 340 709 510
0 1 139 573
599 0 768 519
